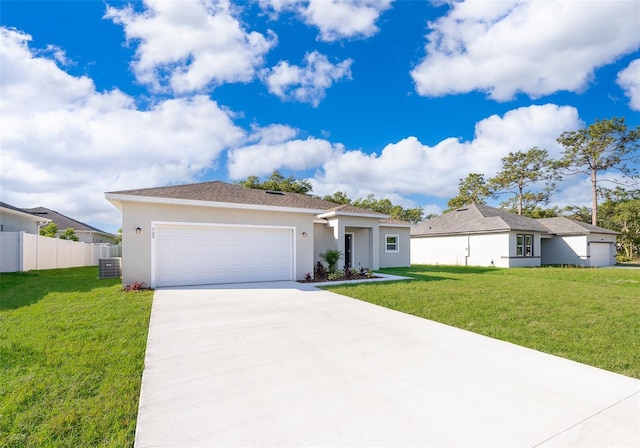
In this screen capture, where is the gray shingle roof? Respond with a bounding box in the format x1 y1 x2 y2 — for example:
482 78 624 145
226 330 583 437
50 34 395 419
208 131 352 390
411 203 548 236
21 207 112 235
108 181 391 218
108 181 341 211
538 217 619 235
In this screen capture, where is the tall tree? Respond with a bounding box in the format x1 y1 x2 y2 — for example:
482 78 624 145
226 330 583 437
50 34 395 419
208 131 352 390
599 188 640 260
556 117 640 225
446 173 491 211
236 170 313 194
488 147 558 215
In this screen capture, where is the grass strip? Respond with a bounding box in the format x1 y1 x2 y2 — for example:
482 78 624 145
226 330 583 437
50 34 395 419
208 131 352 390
0 267 153 448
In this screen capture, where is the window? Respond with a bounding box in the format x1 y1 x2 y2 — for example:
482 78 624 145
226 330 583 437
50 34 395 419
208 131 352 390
385 234 399 253
516 234 534 257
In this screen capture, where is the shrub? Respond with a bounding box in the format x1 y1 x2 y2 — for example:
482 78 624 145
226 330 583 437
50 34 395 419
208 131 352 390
319 249 342 273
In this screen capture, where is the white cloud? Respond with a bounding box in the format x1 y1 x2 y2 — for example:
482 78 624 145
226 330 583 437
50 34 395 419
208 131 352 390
411 0 640 101
262 51 352 106
105 0 276 93
227 125 343 178
258 0 392 41
617 59 640 111
311 104 582 199
0 27 244 230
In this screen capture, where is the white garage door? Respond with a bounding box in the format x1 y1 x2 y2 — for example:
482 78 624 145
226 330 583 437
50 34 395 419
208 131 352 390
153 224 293 287
590 242 612 267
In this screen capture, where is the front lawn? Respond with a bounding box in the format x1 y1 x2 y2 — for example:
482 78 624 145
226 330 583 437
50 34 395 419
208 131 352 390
324 265 640 379
0 267 153 448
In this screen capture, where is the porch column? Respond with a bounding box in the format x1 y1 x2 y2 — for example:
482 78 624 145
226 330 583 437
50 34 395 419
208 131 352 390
370 225 380 270
332 219 346 271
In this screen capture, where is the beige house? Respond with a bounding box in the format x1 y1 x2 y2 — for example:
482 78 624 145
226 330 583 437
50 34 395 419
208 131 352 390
105 181 411 287
410 204 619 268
21 207 116 244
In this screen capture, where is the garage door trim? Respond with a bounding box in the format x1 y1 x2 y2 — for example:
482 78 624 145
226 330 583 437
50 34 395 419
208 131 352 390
151 221 296 288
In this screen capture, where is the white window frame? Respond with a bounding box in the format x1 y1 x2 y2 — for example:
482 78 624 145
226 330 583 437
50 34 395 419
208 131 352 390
385 234 399 253
516 233 534 257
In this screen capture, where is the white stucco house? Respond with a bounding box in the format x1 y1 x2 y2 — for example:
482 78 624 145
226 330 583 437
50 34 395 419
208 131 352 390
410 204 619 268
0 202 51 234
105 181 411 288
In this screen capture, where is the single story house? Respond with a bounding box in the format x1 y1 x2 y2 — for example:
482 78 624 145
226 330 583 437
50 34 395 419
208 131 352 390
105 181 411 287
410 203 619 268
537 217 618 267
0 201 51 234
21 207 117 244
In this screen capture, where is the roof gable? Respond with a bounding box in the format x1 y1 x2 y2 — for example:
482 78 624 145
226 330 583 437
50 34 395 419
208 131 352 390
0 202 52 223
411 203 548 236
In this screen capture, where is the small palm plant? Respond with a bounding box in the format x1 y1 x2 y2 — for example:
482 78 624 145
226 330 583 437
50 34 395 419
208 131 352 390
319 249 342 273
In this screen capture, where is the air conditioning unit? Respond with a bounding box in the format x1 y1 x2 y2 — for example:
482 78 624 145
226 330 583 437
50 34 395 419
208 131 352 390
99 258 122 279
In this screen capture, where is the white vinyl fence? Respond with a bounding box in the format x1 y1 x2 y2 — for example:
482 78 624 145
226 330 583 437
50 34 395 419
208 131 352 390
0 231 121 273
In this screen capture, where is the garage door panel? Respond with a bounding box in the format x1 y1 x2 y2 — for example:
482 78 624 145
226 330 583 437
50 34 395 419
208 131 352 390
154 224 293 287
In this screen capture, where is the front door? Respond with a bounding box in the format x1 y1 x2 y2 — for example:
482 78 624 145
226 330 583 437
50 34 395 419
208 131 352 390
345 233 353 268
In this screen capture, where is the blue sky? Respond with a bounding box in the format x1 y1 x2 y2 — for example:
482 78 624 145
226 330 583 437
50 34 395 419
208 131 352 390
1 0 639 233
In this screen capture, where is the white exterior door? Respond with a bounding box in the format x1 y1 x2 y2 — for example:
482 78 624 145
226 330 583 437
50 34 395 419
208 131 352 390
153 223 293 287
589 242 612 267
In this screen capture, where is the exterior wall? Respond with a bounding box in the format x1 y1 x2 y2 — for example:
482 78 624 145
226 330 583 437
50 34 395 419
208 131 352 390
350 228 372 269
313 223 336 269
0 211 39 234
468 233 511 267
411 235 470 266
506 232 542 267
379 226 411 267
411 232 541 268
121 201 316 286
541 235 587 266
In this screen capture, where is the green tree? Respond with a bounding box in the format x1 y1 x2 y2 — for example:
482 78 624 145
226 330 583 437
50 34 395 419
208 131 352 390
59 228 79 241
114 228 122 245
561 205 592 224
556 117 640 225
489 147 558 215
322 191 351 204
446 173 491 210
352 194 423 223
236 170 313 194
599 188 640 260
39 222 58 238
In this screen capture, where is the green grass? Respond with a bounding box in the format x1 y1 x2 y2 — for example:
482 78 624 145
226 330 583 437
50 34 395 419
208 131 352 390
0 267 153 448
324 265 640 379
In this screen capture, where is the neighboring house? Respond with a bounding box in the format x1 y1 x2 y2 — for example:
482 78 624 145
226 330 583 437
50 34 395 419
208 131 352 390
0 201 51 234
538 217 618 267
410 203 548 268
105 181 411 288
410 204 619 268
20 207 116 244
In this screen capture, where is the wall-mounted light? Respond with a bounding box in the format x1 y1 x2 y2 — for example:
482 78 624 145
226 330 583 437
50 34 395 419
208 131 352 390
301 231 307 238
136 227 142 235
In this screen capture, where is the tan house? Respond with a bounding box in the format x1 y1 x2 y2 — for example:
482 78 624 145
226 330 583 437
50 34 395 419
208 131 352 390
105 181 411 287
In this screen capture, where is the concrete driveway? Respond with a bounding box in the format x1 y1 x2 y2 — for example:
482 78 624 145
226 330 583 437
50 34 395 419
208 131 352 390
135 281 640 447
